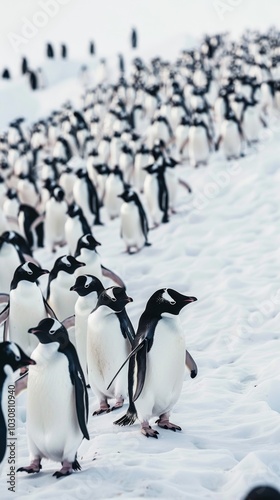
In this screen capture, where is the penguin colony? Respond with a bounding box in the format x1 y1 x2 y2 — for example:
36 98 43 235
0 26 280 479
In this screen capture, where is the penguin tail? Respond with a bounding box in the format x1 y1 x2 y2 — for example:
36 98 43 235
72 459 81 471
114 407 137 427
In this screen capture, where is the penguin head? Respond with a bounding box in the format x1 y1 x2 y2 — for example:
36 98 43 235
97 287 133 312
118 189 137 203
28 318 69 349
6 188 18 200
0 341 36 373
75 234 101 256
76 168 87 179
12 262 48 286
52 255 85 276
94 164 110 176
67 203 82 218
53 186 65 202
146 288 197 316
70 274 104 296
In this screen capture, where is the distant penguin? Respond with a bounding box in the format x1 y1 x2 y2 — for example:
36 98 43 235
58 166 76 204
119 144 134 184
241 98 262 145
0 233 24 294
3 190 20 232
0 342 35 475
44 187 67 252
21 57 28 75
134 144 150 192
94 163 110 202
16 173 40 207
2 69 10 79
0 262 54 357
65 203 92 256
46 255 85 325
113 289 197 437
28 70 38 91
188 116 211 167
216 109 243 160
70 275 105 384
131 28 138 49
104 166 126 219
46 43 55 58
17 317 89 478
73 168 102 226
61 44 67 58
18 204 44 250
89 41 95 56
87 287 134 414
119 189 151 253
143 163 169 226
74 234 103 282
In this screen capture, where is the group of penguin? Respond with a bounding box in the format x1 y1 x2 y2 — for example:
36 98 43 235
0 25 280 480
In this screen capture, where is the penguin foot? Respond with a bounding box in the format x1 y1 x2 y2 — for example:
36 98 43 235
156 417 182 432
53 462 73 479
108 398 124 412
93 402 110 416
141 423 159 438
17 459 42 474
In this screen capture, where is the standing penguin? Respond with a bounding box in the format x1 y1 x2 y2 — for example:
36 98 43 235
113 288 198 437
0 342 35 475
46 256 85 324
87 287 134 414
131 28 138 49
104 166 126 220
17 318 89 478
143 163 169 226
70 275 105 384
119 189 151 254
65 203 92 256
46 43 55 58
0 262 54 357
61 44 67 58
44 186 68 253
216 108 243 160
18 204 44 250
134 144 150 192
73 168 102 226
188 116 212 168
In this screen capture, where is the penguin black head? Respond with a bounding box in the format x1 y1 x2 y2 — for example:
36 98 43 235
76 168 87 179
74 234 101 256
70 274 104 296
97 287 133 313
6 189 17 200
51 255 85 276
145 288 197 316
0 342 36 373
28 318 69 349
53 186 65 202
1 230 33 257
67 203 82 218
118 189 138 203
11 262 48 289
94 164 110 176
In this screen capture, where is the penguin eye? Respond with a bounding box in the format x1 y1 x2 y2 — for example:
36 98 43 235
27 270 33 275
85 283 89 288
170 300 176 305
49 330 55 335
111 297 117 302
15 355 20 361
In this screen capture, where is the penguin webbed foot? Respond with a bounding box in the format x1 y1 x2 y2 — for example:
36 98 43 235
93 402 110 416
141 423 159 439
17 460 42 474
156 417 182 432
108 397 124 412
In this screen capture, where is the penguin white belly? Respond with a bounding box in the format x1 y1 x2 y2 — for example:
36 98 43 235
98 141 110 163
75 249 103 282
65 219 83 256
27 346 81 462
144 175 162 226
104 177 123 219
221 121 242 158
189 127 209 165
48 275 77 323
9 283 46 356
135 317 185 421
45 200 67 247
59 174 75 205
134 155 148 192
0 245 20 294
87 308 129 399
73 181 94 227
119 154 133 184
75 293 98 382
120 203 145 249
175 126 189 156
242 109 260 142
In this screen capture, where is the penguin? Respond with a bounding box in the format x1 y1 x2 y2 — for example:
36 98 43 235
74 234 125 287
0 342 35 475
3 189 20 231
94 163 110 202
87 287 134 414
16 173 40 207
73 169 102 226
241 98 262 145
1 230 34 262
21 57 28 75
27 70 38 91
134 144 150 192
0 233 24 294
18 204 44 250
216 108 243 160
119 144 134 184
61 44 67 58
143 163 169 226
70 275 105 384
104 166 126 220
0 262 55 357
131 28 138 49
17 317 89 478
46 256 85 325
175 115 190 159
46 43 55 58
58 166 76 205
89 41 95 56
112 289 198 437
44 186 68 252
2 69 10 79
119 189 151 253
188 116 211 168
65 203 92 256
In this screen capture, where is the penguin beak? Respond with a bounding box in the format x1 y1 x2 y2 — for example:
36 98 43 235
38 268 49 276
28 327 41 336
184 296 197 303
126 296 133 303
76 261 86 268
70 284 78 292
19 354 36 367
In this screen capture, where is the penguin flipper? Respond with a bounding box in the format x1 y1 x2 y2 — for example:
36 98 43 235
3 316 9 341
101 265 126 288
117 309 135 345
185 349 198 378
133 343 148 402
0 293 9 305
178 178 192 193
62 315 75 330
44 299 58 319
106 341 145 390
15 371 29 396
0 303 9 328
